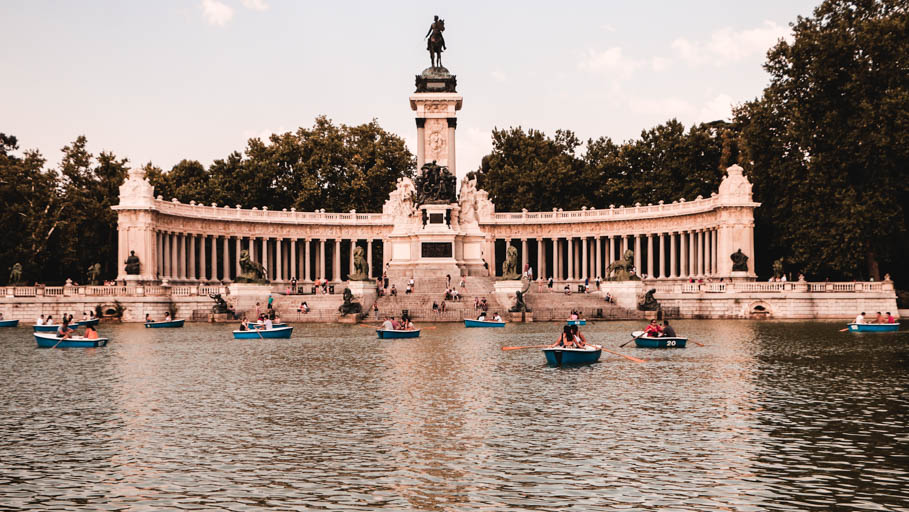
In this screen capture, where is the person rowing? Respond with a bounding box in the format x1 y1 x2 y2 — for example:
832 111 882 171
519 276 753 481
643 319 662 337
569 324 588 348
549 325 575 348
56 318 74 339
660 320 677 338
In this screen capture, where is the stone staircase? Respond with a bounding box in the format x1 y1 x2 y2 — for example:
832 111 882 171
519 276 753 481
229 290 346 323
524 285 643 321
374 275 508 321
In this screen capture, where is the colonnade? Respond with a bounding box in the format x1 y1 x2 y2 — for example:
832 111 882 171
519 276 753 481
154 232 386 282
490 229 720 281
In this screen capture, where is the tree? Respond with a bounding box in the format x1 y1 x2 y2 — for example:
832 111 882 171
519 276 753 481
735 0 909 281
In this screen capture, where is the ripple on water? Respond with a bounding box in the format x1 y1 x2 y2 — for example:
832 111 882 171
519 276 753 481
0 320 907 510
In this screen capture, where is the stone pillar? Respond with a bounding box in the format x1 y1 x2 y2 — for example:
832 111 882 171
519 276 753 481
304 238 312 282
647 234 654 278
366 239 373 279
234 237 241 279
161 233 169 277
521 238 528 273
290 238 297 281
275 238 282 282
552 238 559 280
681 232 690 278
221 236 229 281
699 230 706 276
690 231 697 277
447 118 457 176
634 235 641 276
566 237 573 281
536 238 544 280
333 239 341 282
198 235 207 281
415 119 425 169
595 236 602 280
670 232 678 278
156 232 163 278
170 233 178 279
349 239 356 278
318 239 326 280
581 237 588 280
712 229 719 275
188 234 196 280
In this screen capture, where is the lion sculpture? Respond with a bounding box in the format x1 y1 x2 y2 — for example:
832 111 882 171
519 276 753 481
606 249 639 281
349 246 370 281
501 246 520 280
236 249 268 283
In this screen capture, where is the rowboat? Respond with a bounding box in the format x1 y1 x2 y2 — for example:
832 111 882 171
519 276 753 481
566 319 587 326
631 330 688 348
34 324 64 332
0 319 19 327
76 318 100 327
144 319 185 328
377 329 421 339
847 322 899 333
232 326 293 339
542 345 602 366
464 319 505 328
34 332 108 348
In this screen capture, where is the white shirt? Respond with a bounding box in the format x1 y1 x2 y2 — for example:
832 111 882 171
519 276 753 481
493 315 502 321
855 314 864 324
382 320 393 330
36 317 44 326
264 318 273 330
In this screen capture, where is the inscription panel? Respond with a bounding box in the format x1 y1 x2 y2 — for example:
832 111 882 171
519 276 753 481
421 242 452 258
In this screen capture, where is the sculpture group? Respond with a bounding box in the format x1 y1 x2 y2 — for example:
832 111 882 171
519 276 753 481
606 250 639 281
237 250 268 283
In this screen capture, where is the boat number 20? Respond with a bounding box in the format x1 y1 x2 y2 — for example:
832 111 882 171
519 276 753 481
665 340 676 346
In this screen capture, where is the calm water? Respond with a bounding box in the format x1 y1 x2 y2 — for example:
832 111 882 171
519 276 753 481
1 321 907 511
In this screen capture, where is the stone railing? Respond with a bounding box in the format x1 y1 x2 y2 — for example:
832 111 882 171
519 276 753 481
149 199 391 225
485 193 753 225
647 281 894 295
0 284 229 298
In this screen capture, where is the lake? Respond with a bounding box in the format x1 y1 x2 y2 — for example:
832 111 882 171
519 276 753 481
1 320 907 510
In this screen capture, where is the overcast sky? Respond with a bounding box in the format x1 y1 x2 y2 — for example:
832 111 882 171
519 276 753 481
2 0 819 179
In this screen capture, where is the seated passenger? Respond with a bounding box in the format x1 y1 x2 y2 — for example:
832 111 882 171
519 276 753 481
492 312 502 322
381 317 394 331
84 326 99 339
549 325 575 348
886 312 896 323
643 319 662 337
477 312 487 321
569 324 587 348
660 320 677 338
568 311 579 321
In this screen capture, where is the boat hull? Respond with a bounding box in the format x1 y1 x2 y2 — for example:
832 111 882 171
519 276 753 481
232 326 293 339
76 319 100 327
543 347 601 366
35 333 108 348
848 323 899 332
634 336 687 348
145 319 186 328
33 324 63 332
0 319 19 327
377 329 421 339
566 319 587 326
464 319 505 328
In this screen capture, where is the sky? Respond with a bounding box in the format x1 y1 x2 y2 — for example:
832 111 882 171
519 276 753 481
1 0 821 180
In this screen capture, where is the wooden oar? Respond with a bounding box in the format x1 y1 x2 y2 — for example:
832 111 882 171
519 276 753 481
619 331 646 348
601 347 646 363
839 327 849 332
501 344 550 351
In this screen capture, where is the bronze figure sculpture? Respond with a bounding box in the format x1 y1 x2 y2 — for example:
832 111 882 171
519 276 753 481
425 15 446 68
731 249 749 272
124 250 141 275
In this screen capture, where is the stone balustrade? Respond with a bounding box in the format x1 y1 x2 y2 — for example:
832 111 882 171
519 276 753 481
0 284 230 298
645 280 893 295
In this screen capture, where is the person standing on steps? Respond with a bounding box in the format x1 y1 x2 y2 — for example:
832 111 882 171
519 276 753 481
373 303 380 320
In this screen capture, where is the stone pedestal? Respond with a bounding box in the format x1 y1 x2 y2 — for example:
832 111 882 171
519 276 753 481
347 280 377 304
600 281 644 310
336 315 359 324
509 311 533 323
227 283 272 317
494 280 524 312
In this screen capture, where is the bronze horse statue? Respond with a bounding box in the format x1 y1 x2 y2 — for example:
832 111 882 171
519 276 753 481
425 16 446 68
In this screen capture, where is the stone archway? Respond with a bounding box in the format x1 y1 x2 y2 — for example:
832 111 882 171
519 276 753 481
746 300 772 319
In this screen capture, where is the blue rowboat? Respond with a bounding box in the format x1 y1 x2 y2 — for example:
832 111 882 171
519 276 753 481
631 330 687 348
543 346 602 366
232 326 293 339
272 323 287 328
848 323 899 333
0 319 19 327
144 319 185 328
35 333 108 348
567 319 587 326
377 329 421 339
464 319 505 328
76 318 100 327
34 324 64 332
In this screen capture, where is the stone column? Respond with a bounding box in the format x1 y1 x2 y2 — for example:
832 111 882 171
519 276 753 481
712 229 719 275
221 236 229 281
332 239 341 282
349 239 356 277
595 236 602 280
161 233 169 277
319 239 326 280
415 119 425 168
521 238 528 273
290 238 297 281
681 232 690 278
565 237 572 281
581 237 588 280
233 237 240 278
647 234 654 278
536 238 544 280
633 235 641 276
366 240 373 279
304 238 312 282
275 238 283 282
170 233 178 279
198 235 206 281
699 230 706 276
447 118 457 176
552 238 559 280
690 231 697 277
188 234 196 280
670 232 678 278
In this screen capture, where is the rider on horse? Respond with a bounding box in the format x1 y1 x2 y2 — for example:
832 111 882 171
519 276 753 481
425 15 446 52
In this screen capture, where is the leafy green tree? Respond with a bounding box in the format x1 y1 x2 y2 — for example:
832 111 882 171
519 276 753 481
0 134 62 283
736 0 909 281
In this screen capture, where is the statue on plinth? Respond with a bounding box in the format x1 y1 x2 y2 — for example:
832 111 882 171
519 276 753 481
501 246 521 280
349 247 370 281
236 250 269 283
338 288 363 315
425 15 446 68
414 161 457 206
124 250 141 275
209 293 234 317
86 263 102 285
606 250 640 281
8 262 22 285
731 249 749 272
638 288 660 311
772 258 784 279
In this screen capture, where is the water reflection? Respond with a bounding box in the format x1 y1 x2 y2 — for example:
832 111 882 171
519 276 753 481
0 320 906 510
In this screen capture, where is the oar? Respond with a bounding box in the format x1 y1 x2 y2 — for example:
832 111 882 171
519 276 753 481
501 344 550 351
839 327 849 332
619 331 646 348
601 347 646 363
51 335 67 349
